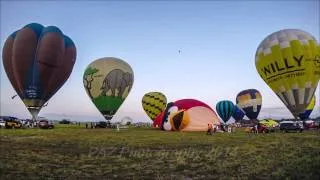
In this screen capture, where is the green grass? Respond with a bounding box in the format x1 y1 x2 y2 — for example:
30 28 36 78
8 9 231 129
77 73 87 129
1 125 319 179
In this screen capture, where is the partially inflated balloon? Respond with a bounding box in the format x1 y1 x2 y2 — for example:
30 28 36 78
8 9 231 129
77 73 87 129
236 89 262 120
298 95 316 120
255 29 320 118
232 105 245 122
216 100 235 123
2 23 76 120
161 99 220 131
83 57 134 120
142 92 167 121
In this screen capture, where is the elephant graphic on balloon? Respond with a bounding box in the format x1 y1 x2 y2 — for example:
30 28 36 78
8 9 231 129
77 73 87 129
100 69 133 98
83 57 134 120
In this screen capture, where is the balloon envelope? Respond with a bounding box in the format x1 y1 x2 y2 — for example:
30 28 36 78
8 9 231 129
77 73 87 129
255 29 320 118
83 57 134 120
260 119 279 128
142 92 167 121
2 23 76 120
153 111 164 128
298 95 316 120
236 89 262 120
159 99 220 131
232 105 245 122
216 100 235 123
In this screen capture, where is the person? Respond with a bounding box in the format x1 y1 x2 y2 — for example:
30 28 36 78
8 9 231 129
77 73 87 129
213 124 217 133
255 123 258 134
227 125 232 133
232 125 236 133
257 123 261 133
85 123 88 129
221 124 226 132
207 124 213 135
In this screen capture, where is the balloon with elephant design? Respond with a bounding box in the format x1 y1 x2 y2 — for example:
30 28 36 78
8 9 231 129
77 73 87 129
83 57 134 120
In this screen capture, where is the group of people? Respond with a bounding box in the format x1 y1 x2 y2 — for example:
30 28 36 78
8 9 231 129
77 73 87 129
85 122 96 129
207 123 234 135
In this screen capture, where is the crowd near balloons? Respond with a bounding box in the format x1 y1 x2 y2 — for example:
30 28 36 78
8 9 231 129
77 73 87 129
2 23 320 132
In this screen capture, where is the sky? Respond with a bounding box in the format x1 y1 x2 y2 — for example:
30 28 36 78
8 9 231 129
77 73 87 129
0 0 319 122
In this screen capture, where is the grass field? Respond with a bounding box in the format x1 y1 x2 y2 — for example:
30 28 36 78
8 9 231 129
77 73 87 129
1 124 319 180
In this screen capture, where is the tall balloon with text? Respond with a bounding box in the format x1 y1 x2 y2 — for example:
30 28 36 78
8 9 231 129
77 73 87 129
255 29 320 119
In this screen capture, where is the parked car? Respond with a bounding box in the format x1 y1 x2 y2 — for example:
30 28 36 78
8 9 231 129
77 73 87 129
5 119 22 129
0 116 22 129
0 120 6 128
280 121 303 133
314 120 320 129
304 120 316 129
38 120 54 129
95 121 108 128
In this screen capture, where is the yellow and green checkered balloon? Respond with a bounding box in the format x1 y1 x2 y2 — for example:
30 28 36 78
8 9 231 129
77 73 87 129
255 29 320 118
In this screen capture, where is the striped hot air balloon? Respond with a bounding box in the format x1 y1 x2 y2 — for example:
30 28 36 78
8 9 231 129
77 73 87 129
216 100 235 124
232 105 245 122
142 92 167 121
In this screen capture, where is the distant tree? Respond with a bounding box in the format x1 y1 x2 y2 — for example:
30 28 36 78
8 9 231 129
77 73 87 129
83 67 99 99
60 119 71 124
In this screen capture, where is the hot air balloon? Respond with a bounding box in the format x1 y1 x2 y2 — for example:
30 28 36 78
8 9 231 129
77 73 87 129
120 116 133 126
236 89 262 121
153 111 163 128
142 92 167 122
216 100 235 124
255 29 320 118
83 57 134 121
2 23 76 120
159 99 220 131
232 105 245 122
298 95 316 120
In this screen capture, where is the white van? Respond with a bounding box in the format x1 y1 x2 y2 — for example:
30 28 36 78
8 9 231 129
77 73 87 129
0 120 5 128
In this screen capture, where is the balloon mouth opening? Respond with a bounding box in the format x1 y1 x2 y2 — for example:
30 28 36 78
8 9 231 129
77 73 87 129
28 107 41 120
103 115 113 121
292 112 302 120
